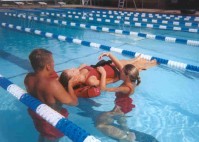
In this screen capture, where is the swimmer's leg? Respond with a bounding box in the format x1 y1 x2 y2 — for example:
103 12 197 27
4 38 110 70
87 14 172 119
121 57 157 71
135 58 157 71
119 54 142 66
111 105 124 115
117 116 129 132
119 132 136 142
97 124 126 139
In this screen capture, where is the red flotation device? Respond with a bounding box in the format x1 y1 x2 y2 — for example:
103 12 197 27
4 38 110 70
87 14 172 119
74 85 101 98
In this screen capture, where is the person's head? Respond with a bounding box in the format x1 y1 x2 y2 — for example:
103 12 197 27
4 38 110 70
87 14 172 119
121 64 141 85
29 48 54 73
59 68 80 89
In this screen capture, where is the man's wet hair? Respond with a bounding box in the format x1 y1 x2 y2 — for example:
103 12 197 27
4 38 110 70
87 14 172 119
29 48 52 72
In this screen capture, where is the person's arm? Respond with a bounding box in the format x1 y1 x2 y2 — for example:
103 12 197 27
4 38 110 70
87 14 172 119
99 52 123 71
24 73 35 93
86 76 117 87
68 79 78 104
86 76 100 86
97 67 131 94
106 77 119 84
102 85 132 94
97 66 106 90
49 80 78 106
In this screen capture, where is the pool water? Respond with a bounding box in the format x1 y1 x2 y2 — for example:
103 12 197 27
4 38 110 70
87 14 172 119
0 8 199 142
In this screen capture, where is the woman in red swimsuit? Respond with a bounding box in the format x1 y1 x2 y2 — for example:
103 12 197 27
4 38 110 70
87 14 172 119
96 52 140 142
59 60 121 98
98 52 140 96
59 53 156 98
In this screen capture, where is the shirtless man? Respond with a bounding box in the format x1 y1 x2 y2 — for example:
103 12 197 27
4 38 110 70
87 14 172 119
24 48 78 142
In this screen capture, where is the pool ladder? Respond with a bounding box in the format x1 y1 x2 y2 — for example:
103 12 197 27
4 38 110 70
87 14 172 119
118 0 137 9
118 0 125 8
82 0 90 5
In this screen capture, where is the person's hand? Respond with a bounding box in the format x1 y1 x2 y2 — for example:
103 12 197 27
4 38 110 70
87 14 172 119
97 66 106 75
98 52 111 60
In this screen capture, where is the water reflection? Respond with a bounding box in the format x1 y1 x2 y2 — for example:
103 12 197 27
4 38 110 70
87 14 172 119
77 96 159 142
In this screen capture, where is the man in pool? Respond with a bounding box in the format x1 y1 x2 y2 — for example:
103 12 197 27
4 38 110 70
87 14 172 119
24 48 78 142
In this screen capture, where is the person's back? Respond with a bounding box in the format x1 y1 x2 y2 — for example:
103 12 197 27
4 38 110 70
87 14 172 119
25 71 62 109
24 48 78 142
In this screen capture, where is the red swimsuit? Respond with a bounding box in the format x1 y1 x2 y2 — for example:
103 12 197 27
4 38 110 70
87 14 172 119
115 85 135 114
75 64 119 98
82 64 118 85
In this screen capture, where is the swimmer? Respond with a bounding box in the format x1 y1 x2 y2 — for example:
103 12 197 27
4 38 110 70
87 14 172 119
24 48 78 142
59 53 156 98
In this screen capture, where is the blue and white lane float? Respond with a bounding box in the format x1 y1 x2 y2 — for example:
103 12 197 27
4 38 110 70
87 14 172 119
83 14 199 28
42 9 199 22
39 12 198 32
60 11 199 28
11 9 199 29
90 10 199 21
41 11 199 28
43 8 199 21
1 22 199 73
5 12 199 47
38 13 199 33
89 9 198 18
0 74 100 142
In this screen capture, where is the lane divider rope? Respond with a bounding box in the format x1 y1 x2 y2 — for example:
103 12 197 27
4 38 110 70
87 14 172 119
88 9 199 21
6 12 199 46
7 12 198 46
42 8 199 22
0 74 101 142
1 22 199 72
90 10 199 21
41 9 199 27
40 11 199 32
40 11 199 34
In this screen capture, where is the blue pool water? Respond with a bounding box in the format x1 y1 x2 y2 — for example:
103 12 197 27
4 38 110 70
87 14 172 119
0 8 199 142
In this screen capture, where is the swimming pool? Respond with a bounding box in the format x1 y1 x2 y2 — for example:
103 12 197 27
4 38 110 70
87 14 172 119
0 8 199 142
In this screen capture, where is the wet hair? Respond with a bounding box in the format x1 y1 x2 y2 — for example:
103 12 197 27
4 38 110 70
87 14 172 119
59 71 70 90
123 64 141 86
29 48 52 72
90 60 112 68
59 70 80 90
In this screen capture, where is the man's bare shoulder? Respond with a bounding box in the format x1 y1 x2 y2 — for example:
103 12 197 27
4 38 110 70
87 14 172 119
24 72 36 92
24 72 35 82
43 78 63 93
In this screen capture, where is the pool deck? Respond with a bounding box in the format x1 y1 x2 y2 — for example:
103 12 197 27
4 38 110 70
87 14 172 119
0 4 199 16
